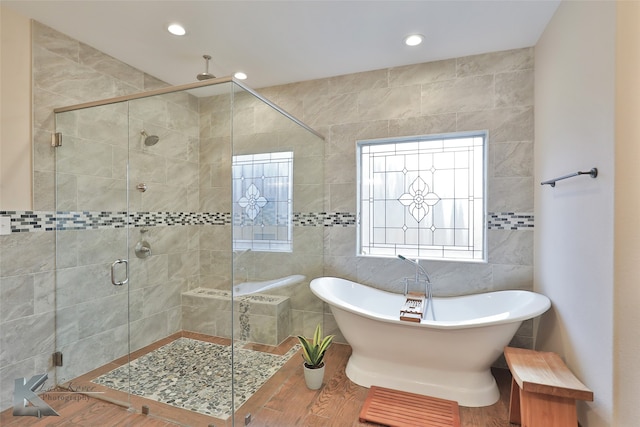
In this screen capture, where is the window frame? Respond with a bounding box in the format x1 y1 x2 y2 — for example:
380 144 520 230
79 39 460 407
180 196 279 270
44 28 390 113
356 131 488 262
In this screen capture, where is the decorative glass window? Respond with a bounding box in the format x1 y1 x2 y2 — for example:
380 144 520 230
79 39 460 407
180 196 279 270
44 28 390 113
232 151 293 252
357 132 486 261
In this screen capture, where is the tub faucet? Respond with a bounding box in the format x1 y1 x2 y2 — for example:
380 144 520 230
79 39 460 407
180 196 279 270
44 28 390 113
398 255 432 292
398 254 436 320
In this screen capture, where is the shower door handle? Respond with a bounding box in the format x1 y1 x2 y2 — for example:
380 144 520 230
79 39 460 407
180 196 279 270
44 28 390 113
111 259 129 286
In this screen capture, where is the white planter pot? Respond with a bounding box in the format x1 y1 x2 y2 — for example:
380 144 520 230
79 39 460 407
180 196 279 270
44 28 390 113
303 364 325 390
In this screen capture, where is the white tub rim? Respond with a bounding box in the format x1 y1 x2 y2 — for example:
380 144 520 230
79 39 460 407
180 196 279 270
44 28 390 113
310 276 551 330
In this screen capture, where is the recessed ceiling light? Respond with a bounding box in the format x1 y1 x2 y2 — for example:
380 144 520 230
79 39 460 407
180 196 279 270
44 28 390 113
404 34 424 47
234 72 248 80
167 23 186 36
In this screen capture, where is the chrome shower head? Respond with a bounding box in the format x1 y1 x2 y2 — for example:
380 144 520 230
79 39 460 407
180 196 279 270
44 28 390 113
197 54 215 81
140 130 159 146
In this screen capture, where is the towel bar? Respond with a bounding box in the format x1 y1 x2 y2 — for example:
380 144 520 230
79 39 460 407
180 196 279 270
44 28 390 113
541 168 597 187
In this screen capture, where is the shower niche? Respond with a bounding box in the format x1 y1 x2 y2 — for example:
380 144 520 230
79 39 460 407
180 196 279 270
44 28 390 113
53 77 324 425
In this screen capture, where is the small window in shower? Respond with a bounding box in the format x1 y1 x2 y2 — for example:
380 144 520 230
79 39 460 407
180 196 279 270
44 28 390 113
357 131 487 262
232 151 293 252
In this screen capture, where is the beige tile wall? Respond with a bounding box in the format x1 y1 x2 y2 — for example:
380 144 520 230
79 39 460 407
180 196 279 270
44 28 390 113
0 19 534 412
260 47 535 346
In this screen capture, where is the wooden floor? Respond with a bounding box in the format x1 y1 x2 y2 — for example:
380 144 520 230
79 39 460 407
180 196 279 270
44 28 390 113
1 338 515 427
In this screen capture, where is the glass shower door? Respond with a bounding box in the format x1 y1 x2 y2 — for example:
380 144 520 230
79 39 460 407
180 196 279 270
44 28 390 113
54 102 131 402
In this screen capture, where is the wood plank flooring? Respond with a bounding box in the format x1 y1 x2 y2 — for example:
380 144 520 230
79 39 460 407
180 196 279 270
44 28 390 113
1 339 515 427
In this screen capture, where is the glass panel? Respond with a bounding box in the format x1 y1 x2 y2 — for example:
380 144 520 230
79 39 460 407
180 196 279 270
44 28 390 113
126 82 236 425
231 82 325 422
126 87 211 419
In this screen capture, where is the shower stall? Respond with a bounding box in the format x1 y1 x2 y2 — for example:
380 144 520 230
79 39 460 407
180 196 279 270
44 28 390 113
53 77 325 425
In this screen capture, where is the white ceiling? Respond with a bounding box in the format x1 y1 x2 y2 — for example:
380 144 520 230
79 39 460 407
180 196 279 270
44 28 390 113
4 1 560 90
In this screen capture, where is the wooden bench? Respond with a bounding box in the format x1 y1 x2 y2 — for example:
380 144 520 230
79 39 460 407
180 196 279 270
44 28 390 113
504 346 593 427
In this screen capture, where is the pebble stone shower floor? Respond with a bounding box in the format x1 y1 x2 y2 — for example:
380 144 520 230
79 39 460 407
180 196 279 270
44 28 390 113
92 337 299 420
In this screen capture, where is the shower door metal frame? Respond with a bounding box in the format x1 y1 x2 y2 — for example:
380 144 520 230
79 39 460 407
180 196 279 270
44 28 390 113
54 77 324 141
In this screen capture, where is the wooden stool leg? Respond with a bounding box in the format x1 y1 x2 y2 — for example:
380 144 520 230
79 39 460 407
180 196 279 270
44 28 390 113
520 389 578 427
509 377 522 424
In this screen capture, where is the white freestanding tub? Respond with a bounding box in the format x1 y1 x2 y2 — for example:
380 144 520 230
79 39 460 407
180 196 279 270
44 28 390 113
310 277 551 407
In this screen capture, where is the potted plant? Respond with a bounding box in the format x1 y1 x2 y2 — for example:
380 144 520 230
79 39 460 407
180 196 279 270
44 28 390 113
297 323 334 390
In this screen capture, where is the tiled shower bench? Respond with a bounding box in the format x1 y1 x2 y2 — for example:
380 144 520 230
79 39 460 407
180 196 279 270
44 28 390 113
182 288 291 346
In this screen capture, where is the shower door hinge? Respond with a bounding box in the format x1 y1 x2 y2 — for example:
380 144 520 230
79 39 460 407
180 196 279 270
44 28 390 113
53 351 63 367
51 132 62 147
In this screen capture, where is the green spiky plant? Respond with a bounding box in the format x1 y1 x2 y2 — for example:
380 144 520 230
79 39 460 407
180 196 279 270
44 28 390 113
297 324 334 369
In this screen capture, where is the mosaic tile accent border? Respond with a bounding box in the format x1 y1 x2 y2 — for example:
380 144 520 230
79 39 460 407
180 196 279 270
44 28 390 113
0 210 534 233
92 338 300 420
0 210 232 233
487 212 535 230
0 211 58 232
294 212 357 227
